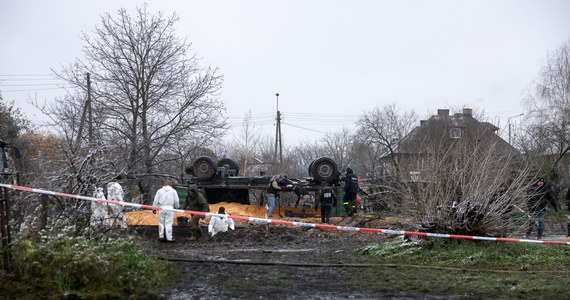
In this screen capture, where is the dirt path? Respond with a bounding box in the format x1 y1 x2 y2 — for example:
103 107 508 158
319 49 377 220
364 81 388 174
134 217 481 299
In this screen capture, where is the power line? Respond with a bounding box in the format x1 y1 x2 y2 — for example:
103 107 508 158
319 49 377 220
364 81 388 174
228 112 359 119
0 78 62 81
227 115 275 121
227 113 359 124
284 112 360 117
0 83 68 87
282 122 330 134
226 113 275 120
1 87 70 92
284 118 357 124
0 74 53 77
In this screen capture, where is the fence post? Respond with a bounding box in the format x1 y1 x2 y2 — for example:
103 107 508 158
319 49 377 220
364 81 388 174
0 187 12 272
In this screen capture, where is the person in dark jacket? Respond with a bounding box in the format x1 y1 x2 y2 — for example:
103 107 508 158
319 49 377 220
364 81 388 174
343 168 359 216
185 185 209 240
316 183 337 224
293 184 310 208
266 176 282 218
526 177 557 239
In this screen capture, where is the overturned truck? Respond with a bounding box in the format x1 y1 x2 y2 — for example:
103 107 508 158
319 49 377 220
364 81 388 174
183 156 347 214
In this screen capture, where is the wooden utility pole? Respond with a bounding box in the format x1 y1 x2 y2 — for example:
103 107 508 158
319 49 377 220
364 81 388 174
274 93 283 164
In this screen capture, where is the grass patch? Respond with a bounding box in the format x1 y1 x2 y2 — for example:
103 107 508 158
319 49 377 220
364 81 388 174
354 238 570 298
0 225 172 299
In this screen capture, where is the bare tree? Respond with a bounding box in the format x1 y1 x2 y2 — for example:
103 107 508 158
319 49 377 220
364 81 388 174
49 5 226 202
320 128 355 172
231 110 262 176
393 134 531 236
356 104 417 176
519 39 570 191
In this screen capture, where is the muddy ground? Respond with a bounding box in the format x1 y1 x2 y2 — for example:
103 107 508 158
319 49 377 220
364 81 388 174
132 215 489 300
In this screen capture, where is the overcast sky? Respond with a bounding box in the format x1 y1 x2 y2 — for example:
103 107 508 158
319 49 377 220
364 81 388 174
1 0 569 145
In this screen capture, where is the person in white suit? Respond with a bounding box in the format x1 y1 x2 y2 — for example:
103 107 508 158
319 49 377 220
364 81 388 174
152 180 180 242
90 187 108 226
107 175 127 229
208 206 235 237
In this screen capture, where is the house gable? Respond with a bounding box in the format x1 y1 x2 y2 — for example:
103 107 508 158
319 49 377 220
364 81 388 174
396 108 519 157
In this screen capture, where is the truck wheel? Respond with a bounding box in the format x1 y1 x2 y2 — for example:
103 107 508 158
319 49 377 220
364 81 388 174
310 157 339 183
193 156 217 180
217 158 240 176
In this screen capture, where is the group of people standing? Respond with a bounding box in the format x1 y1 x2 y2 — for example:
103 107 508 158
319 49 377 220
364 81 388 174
93 167 361 242
153 181 233 242
262 171 570 240
265 167 360 224
92 178 234 243
492 176 565 240
95 171 570 242
90 175 128 229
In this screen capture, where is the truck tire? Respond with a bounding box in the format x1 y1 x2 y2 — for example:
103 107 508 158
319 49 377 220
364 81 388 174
217 158 240 176
193 156 217 180
310 157 339 183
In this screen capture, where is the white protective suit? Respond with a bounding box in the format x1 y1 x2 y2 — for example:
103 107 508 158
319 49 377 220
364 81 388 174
208 213 235 237
107 181 127 228
153 185 180 241
90 187 108 226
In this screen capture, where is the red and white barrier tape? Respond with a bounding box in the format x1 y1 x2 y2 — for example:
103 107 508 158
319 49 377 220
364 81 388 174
1 183 568 245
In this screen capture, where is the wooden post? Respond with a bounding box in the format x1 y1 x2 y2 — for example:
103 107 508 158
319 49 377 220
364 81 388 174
0 187 12 272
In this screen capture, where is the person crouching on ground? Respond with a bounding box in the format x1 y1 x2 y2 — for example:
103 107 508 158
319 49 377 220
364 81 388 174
185 184 209 240
293 184 310 208
152 180 180 242
208 206 235 238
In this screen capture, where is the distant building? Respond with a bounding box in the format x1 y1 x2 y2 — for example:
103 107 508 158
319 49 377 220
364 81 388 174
381 108 520 181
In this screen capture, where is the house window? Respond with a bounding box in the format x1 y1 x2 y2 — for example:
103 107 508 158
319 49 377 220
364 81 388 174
450 128 462 139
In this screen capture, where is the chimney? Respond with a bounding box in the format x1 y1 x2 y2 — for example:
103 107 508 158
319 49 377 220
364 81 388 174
437 109 449 117
463 108 473 116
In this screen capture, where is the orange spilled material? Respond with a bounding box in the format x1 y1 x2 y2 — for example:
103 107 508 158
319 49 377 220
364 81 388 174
125 202 322 226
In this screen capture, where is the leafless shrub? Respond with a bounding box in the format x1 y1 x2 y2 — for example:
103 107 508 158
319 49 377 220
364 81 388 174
390 136 532 236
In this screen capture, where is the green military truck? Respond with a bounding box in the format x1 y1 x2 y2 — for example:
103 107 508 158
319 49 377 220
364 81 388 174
183 156 350 216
